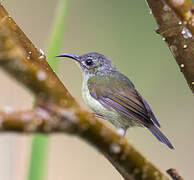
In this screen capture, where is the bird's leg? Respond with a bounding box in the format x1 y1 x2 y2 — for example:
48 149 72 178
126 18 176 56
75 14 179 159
117 128 126 136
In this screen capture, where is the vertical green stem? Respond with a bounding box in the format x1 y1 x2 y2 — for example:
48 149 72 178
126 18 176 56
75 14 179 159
27 1 68 180
46 0 68 70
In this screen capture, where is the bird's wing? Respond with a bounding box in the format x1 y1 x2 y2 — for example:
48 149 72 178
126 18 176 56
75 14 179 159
88 75 160 127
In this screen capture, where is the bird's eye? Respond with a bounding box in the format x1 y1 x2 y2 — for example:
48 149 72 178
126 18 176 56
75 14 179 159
85 58 93 66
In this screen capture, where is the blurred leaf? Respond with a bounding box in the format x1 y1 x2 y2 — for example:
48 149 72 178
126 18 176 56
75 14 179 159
28 1 68 180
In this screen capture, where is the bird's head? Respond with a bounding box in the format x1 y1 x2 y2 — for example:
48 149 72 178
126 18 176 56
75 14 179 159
56 52 115 75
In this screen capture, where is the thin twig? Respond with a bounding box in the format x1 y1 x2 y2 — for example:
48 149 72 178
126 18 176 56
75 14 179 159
167 169 184 180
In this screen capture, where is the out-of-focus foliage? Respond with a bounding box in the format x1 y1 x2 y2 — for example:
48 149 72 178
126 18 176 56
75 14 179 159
28 1 68 180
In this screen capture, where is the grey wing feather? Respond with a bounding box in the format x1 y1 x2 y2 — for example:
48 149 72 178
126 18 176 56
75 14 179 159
89 87 154 127
88 74 160 127
135 91 160 127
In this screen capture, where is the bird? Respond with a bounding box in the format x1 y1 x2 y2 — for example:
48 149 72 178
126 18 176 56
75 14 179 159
56 52 174 149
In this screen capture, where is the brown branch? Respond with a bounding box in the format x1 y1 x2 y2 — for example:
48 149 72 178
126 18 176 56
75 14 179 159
0 106 169 180
167 169 184 180
147 0 194 93
0 3 183 180
0 107 78 133
0 5 78 107
166 0 194 35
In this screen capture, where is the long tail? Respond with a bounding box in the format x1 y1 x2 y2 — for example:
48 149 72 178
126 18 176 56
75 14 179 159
148 125 174 149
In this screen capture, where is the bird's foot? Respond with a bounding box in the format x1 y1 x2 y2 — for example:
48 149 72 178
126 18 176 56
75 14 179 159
117 128 126 136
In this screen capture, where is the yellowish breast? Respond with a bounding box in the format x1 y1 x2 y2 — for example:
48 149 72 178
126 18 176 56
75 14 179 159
82 80 107 114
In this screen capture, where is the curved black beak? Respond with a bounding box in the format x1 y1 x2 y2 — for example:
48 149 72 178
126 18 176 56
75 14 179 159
55 53 79 62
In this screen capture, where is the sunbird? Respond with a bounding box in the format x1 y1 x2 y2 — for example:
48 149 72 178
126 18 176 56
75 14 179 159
56 52 174 149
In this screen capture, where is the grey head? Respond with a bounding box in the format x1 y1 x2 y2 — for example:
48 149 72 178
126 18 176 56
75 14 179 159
56 52 116 75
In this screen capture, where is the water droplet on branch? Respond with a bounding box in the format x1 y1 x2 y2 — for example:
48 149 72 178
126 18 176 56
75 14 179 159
37 71 46 81
181 27 192 39
110 143 121 154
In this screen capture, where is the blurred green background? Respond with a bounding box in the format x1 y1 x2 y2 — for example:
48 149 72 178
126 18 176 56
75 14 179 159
0 0 193 179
